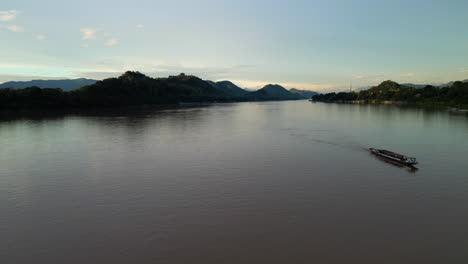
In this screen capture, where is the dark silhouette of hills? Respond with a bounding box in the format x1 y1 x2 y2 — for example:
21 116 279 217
246 84 304 100
397 79 468 89
369 80 401 91
0 72 304 109
0 78 98 91
312 80 468 108
289 88 318 99
207 80 248 96
439 79 468 88
70 72 228 106
401 83 429 89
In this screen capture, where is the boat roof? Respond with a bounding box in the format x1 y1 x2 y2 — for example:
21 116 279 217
381 149 403 156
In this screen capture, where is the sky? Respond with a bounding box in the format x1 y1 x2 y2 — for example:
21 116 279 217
1 0 468 91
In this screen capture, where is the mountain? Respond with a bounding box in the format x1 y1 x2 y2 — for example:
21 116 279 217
403 79 468 88
401 83 430 89
0 72 317 109
246 84 304 100
370 80 401 91
70 72 228 106
161 73 226 97
439 79 468 88
312 79 468 107
207 80 248 96
289 88 318 99
0 78 98 91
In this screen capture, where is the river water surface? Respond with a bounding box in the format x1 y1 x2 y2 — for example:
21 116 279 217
1 101 468 263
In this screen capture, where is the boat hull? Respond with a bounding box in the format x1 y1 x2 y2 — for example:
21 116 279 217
369 148 418 165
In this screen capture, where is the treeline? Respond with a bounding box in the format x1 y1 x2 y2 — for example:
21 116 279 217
312 80 468 107
0 71 310 109
0 72 244 109
0 87 70 108
311 91 358 102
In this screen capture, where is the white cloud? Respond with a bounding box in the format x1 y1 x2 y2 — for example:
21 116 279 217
136 24 144 29
458 68 468 73
351 74 385 83
401 73 417 77
352 75 368 80
81 43 89 48
80 28 98 40
0 10 21 22
104 38 119 46
7 24 24 32
36 34 46 40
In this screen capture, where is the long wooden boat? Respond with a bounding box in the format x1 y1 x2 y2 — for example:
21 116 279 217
369 148 418 165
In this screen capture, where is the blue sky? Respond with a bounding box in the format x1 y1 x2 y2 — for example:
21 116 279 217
1 0 468 91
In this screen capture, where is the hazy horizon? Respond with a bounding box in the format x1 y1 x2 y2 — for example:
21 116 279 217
1 0 468 91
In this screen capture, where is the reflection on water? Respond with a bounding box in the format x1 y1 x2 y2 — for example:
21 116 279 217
370 153 419 173
1 101 468 264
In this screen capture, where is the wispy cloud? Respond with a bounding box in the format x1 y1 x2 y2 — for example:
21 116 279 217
458 68 468 73
104 38 119 46
352 75 368 80
136 24 144 29
36 34 46 40
401 72 417 77
7 24 24 32
0 10 21 22
352 74 386 80
80 28 98 40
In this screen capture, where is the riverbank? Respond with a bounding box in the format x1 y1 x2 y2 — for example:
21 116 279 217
312 80 468 109
312 100 468 112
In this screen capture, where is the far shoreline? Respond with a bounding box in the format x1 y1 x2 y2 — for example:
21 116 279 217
310 100 468 112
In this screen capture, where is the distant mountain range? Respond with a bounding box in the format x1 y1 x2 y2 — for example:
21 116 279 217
207 81 319 99
350 79 468 92
0 78 98 91
246 84 305 100
3 73 467 109
0 72 312 109
2 77 467 94
289 88 318 99
438 79 468 88
0 75 317 102
401 83 428 89
401 79 468 88
312 79 468 108
207 80 249 96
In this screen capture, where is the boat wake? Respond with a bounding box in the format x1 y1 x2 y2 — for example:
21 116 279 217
288 132 367 152
288 131 418 173
288 130 419 173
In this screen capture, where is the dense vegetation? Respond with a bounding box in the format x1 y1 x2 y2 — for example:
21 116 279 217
0 71 306 109
246 84 304 100
207 80 249 97
0 87 69 108
312 80 468 108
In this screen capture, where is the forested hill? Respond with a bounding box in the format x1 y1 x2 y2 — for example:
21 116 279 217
312 80 468 108
0 72 305 109
246 84 304 100
58 72 229 106
207 80 248 96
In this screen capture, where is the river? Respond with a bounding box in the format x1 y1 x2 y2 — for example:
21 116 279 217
1 101 467 263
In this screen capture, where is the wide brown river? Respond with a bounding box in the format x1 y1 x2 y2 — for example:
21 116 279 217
1 101 468 263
